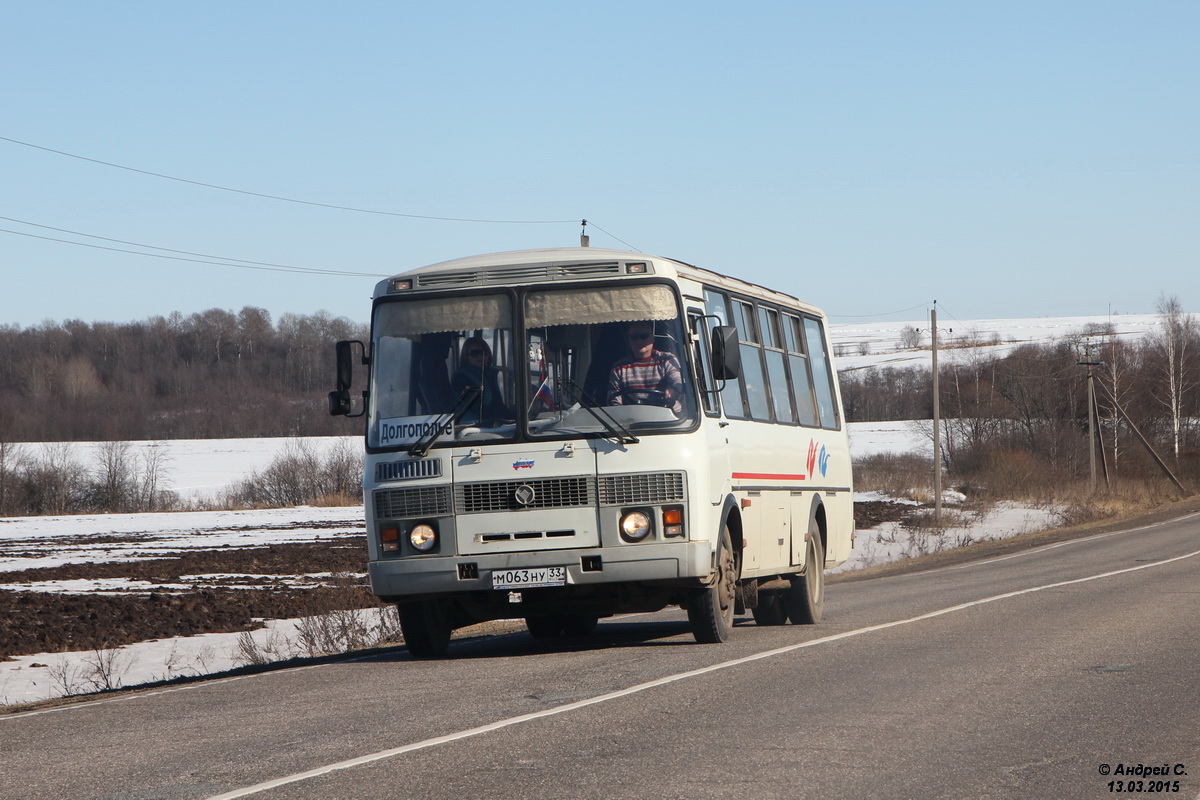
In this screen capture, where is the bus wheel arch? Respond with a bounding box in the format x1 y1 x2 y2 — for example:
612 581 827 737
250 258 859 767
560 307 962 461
811 497 829 561
719 497 745 574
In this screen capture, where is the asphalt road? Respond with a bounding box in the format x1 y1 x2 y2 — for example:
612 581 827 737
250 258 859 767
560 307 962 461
4 509 1199 800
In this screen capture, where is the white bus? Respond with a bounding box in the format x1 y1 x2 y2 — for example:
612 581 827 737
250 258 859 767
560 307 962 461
330 247 853 657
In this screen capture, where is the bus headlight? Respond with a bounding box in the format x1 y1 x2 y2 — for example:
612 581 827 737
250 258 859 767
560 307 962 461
409 523 438 552
620 511 652 542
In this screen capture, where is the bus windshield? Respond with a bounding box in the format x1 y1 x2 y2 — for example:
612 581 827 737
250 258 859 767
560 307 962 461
369 293 517 449
524 284 696 437
367 283 696 450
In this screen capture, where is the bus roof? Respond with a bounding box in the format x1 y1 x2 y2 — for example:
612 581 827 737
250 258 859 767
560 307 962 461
377 247 821 317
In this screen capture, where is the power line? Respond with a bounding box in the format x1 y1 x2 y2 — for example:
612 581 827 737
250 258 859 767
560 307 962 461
0 135 578 225
827 300 935 319
585 221 640 252
0 227 387 277
0 215 385 276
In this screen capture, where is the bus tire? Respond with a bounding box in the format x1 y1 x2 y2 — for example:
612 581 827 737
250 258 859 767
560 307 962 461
687 526 738 643
524 616 562 639
561 614 599 637
785 528 825 625
751 590 789 626
398 599 453 658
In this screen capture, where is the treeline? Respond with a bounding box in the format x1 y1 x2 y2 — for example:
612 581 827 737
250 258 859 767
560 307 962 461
0 307 367 443
0 438 362 517
839 300 1200 489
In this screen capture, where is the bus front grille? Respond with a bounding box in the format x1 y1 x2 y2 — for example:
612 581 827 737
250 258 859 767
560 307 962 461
376 472 685 518
599 472 685 506
374 485 451 519
457 477 594 513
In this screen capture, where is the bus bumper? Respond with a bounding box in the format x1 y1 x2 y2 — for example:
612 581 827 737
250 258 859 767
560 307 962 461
368 540 712 599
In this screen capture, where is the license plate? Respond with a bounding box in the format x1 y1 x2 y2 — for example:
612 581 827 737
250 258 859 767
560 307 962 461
492 566 567 590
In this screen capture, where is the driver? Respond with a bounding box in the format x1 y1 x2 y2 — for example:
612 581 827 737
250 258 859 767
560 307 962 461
607 321 684 413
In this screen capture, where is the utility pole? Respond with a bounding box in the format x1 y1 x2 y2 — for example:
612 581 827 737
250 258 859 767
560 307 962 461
1094 380 1185 493
931 303 941 527
1077 342 1102 492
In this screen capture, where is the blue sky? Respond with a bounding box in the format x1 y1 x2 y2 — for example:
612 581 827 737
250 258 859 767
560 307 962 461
3 1 1197 328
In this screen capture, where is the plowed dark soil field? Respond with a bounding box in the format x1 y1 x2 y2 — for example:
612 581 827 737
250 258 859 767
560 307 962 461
0 540 377 658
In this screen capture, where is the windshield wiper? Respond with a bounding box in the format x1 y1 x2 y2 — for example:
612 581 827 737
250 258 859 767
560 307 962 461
561 379 639 445
408 386 481 457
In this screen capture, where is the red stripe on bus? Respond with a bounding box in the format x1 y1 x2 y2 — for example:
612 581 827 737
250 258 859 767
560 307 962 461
731 472 806 481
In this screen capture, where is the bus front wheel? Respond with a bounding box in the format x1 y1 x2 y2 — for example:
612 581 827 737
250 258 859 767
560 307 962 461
398 599 453 658
687 527 739 643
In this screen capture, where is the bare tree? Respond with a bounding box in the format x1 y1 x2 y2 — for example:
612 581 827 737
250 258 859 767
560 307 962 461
1098 336 1132 473
1150 294 1199 460
898 325 924 350
93 441 135 512
137 442 173 511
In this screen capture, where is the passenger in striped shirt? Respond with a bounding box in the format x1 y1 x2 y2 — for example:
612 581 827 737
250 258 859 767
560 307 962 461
607 321 684 414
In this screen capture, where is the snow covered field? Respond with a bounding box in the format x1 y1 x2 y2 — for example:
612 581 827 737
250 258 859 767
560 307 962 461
0 506 363 585
11 436 356 507
831 312 1161 372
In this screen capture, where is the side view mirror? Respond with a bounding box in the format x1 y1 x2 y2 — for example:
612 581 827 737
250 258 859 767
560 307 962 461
710 326 741 380
330 339 367 417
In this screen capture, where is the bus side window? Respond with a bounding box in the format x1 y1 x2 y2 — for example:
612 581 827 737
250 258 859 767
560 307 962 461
759 307 796 424
803 317 840 429
784 315 819 427
732 299 772 421
704 288 747 419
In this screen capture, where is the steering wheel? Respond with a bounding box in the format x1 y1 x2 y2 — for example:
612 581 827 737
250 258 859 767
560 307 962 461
614 388 671 407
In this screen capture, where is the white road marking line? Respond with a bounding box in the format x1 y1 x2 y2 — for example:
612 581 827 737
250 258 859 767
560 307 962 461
932 511 1200 573
204 546 1200 800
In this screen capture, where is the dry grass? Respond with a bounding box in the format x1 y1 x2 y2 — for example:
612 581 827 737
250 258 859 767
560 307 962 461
855 448 1193 533
312 491 362 507
1053 478 1189 527
853 453 934 496
230 578 402 667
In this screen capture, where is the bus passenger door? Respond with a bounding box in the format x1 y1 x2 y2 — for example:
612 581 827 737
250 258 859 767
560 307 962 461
689 309 732 510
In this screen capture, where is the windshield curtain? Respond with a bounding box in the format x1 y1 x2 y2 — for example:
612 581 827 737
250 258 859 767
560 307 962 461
369 294 516 449
524 284 697 437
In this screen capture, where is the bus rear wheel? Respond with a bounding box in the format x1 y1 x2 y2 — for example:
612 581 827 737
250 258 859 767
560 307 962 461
687 526 738 643
525 613 599 638
561 613 599 637
751 590 789 626
398 599 453 658
524 615 562 639
785 528 825 625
